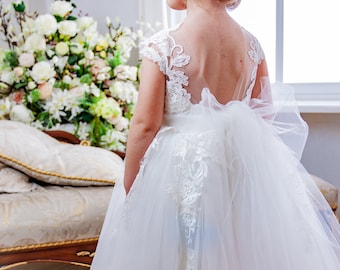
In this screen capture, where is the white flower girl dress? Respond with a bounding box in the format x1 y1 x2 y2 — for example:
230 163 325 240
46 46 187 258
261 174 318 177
90 25 340 270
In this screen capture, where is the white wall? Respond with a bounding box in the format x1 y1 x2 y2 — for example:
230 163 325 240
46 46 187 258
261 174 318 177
301 113 340 189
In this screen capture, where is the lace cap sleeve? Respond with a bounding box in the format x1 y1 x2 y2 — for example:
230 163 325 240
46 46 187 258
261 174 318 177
139 30 169 74
248 33 265 65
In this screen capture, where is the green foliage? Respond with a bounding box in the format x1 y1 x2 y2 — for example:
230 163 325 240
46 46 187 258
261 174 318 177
12 1 25 13
3 51 18 68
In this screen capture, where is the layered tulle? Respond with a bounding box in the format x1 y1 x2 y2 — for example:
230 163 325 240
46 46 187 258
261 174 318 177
91 86 340 270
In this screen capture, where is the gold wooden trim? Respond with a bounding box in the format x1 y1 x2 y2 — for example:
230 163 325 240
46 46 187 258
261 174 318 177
0 153 115 185
80 140 91 146
0 261 91 269
76 251 96 258
0 238 99 253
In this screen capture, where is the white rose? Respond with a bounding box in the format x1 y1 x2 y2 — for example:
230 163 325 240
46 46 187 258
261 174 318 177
114 65 137 81
38 82 53 100
19 53 35 67
24 33 46 51
69 77 80 88
63 75 72 84
27 81 37 90
116 36 135 62
69 86 85 97
109 81 124 97
50 1 73 17
35 14 58 36
70 43 83 54
58 21 78 37
31 62 56 84
52 56 68 73
77 16 96 31
85 50 94 60
55 42 69 56
82 29 100 48
0 70 15 85
111 81 138 104
115 117 129 131
46 48 55 58
9 105 35 124
13 67 24 77
96 73 107 81
22 17 36 38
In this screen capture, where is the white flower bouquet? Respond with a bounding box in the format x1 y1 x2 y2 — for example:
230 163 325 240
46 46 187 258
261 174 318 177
0 0 142 152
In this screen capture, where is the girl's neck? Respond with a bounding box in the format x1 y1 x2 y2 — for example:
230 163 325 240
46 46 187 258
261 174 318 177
186 0 227 15
183 2 231 30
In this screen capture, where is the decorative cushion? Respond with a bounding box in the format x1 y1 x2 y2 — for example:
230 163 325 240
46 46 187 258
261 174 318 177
0 162 39 193
0 120 123 186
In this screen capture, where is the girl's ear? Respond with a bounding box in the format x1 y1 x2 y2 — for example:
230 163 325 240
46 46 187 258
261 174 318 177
167 0 187 10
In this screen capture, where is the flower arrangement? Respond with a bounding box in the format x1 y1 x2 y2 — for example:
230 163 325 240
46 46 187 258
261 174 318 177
0 0 142 152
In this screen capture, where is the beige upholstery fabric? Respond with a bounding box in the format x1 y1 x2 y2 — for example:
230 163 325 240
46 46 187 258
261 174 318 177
0 120 123 186
0 185 113 250
0 162 39 193
311 174 339 211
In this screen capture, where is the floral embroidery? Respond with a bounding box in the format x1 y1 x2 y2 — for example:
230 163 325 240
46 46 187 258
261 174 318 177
166 131 219 270
243 31 265 103
140 29 192 114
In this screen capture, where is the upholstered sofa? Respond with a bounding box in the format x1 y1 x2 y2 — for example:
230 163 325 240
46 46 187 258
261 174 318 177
0 120 123 268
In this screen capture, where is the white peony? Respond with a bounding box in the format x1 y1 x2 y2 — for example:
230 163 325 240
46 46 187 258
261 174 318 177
24 33 46 51
19 52 35 67
58 20 78 37
9 105 35 124
35 14 58 36
50 1 73 17
31 62 56 84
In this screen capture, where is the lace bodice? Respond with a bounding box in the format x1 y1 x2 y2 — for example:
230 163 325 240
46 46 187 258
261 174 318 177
140 26 264 114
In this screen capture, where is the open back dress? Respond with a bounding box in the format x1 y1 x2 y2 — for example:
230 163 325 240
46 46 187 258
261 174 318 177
90 24 340 270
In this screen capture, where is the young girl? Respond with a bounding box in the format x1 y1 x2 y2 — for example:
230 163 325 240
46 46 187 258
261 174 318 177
91 0 340 269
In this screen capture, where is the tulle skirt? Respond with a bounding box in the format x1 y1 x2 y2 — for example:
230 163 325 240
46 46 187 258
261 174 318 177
90 88 340 270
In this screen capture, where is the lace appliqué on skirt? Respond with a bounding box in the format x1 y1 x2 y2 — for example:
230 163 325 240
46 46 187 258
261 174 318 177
166 131 219 270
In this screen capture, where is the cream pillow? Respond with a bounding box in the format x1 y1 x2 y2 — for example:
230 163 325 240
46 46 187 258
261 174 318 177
0 120 123 186
0 162 40 193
